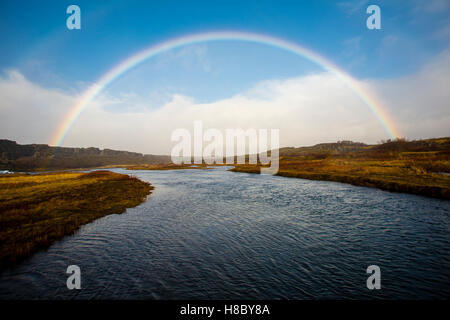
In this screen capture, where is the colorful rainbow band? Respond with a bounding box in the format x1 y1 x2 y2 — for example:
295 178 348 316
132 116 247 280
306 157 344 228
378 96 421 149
51 30 401 146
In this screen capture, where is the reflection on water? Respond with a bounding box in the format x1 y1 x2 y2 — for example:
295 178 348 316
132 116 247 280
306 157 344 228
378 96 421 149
0 167 449 299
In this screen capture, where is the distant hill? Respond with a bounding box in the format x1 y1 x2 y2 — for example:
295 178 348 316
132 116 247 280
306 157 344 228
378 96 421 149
3 137 449 172
279 140 368 159
278 138 450 160
0 140 170 171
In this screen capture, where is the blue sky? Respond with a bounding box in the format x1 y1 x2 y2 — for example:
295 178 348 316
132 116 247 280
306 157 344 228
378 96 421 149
1 0 449 88
0 0 449 152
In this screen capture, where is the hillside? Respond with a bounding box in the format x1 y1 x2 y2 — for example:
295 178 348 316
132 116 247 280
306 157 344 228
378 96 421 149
0 140 170 171
280 138 450 158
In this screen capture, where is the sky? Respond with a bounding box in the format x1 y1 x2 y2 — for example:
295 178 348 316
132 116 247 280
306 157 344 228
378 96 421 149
0 0 449 154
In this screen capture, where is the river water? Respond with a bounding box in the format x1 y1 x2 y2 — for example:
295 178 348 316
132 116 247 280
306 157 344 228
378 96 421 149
0 167 449 299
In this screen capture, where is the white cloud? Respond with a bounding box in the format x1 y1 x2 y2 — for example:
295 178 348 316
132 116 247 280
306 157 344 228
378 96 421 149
0 70 75 144
370 49 450 140
1 50 449 154
64 72 384 153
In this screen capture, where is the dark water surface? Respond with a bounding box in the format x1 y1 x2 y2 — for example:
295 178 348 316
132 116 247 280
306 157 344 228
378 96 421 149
0 167 449 299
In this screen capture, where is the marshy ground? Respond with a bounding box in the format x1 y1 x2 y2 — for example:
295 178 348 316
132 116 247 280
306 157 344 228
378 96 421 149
0 171 152 271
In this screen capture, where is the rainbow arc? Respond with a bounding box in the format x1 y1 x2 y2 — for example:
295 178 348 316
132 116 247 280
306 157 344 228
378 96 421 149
51 31 401 146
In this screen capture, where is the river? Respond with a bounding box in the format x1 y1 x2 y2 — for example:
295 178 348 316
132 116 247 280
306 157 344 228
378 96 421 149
0 167 449 299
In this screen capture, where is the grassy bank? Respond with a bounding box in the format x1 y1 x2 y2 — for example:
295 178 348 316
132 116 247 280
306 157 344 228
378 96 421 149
0 171 153 271
125 163 210 170
230 138 450 200
231 160 450 200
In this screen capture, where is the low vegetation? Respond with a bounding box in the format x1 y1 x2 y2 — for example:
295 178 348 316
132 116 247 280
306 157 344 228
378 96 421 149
0 171 153 271
126 163 210 170
230 138 450 200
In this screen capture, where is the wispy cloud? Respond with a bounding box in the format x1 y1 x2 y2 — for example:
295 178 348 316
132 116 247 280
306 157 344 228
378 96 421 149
433 20 450 39
411 0 450 14
341 36 367 70
337 0 370 15
154 44 211 73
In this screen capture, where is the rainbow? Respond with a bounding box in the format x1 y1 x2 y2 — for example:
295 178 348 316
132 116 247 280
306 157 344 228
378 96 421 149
51 30 401 146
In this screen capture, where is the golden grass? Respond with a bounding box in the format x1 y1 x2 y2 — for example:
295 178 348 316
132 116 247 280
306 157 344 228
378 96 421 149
0 171 153 271
231 158 450 200
125 163 210 170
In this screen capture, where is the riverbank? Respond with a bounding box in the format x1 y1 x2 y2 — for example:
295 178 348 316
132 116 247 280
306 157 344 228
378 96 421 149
230 159 450 200
0 171 153 271
125 163 210 170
